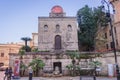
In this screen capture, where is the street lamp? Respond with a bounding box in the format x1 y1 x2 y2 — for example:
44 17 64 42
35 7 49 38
101 0 120 80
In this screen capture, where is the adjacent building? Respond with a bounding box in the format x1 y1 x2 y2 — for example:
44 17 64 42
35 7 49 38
110 0 120 50
0 43 23 67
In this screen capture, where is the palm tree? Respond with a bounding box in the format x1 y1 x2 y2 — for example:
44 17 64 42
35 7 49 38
21 37 32 52
28 58 45 76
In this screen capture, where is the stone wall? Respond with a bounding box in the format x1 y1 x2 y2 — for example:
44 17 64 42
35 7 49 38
9 52 120 76
38 17 78 51
95 52 120 76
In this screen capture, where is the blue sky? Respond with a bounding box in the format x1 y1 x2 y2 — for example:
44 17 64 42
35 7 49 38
0 0 102 43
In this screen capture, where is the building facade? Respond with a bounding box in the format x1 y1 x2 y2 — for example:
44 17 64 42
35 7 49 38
30 33 38 48
8 4 120 76
0 43 23 67
9 5 78 76
38 5 78 51
95 0 120 52
110 0 120 50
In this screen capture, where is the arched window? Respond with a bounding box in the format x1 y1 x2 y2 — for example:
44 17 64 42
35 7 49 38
56 24 60 32
55 35 61 50
44 25 48 32
67 25 72 31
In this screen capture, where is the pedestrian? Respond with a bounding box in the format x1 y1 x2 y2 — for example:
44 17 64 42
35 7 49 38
4 67 9 80
8 67 13 80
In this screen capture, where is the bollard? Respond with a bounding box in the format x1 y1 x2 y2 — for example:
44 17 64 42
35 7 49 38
29 68 33 80
80 76 82 80
93 76 96 80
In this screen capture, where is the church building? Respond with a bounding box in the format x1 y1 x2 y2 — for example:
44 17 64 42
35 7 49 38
38 5 78 51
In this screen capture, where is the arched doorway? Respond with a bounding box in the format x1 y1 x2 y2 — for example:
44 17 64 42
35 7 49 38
55 35 61 50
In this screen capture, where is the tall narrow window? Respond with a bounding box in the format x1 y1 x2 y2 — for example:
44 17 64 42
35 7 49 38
109 30 112 36
105 33 107 39
116 39 118 46
114 27 116 34
55 35 61 50
110 42 114 49
106 44 109 49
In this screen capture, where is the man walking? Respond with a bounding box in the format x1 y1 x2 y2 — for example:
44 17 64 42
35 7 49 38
8 67 13 80
4 67 9 80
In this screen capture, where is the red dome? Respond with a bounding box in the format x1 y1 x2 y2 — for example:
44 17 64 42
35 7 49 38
51 5 63 13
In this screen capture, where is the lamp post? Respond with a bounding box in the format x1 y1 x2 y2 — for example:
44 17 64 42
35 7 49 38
101 0 120 80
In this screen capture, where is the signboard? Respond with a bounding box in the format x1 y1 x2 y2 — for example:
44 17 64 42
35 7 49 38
108 64 114 77
13 60 20 78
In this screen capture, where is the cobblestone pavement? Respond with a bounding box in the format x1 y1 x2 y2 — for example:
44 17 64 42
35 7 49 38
0 71 117 80
12 76 116 80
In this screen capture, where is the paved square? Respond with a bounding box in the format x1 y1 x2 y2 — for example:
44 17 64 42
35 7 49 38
0 71 117 80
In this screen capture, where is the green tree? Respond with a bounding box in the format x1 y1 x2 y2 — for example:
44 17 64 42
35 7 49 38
89 60 102 76
66 51 78 76
21 37 32 52
28 58 45 76
66 64 73 76
77 5 107 51
19 47 25 76
20 63 27 76
32 48 39 52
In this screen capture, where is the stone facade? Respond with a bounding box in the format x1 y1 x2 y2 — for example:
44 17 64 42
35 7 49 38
38 5 78 51
9 5 78 76
9 51 120 76
9 52 72 75
95 52 120 76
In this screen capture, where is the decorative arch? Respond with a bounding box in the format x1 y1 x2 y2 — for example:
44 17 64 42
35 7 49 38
55 35 61 50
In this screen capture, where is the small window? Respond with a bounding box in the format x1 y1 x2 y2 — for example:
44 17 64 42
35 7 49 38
106 44 109 49
105 33 107 39
1 53 4 57
116 39 118 46
44 25 48 32
56 24 60 32
114 27 116 34
110 42 114 49
68 25 72 31
109 30 112 36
